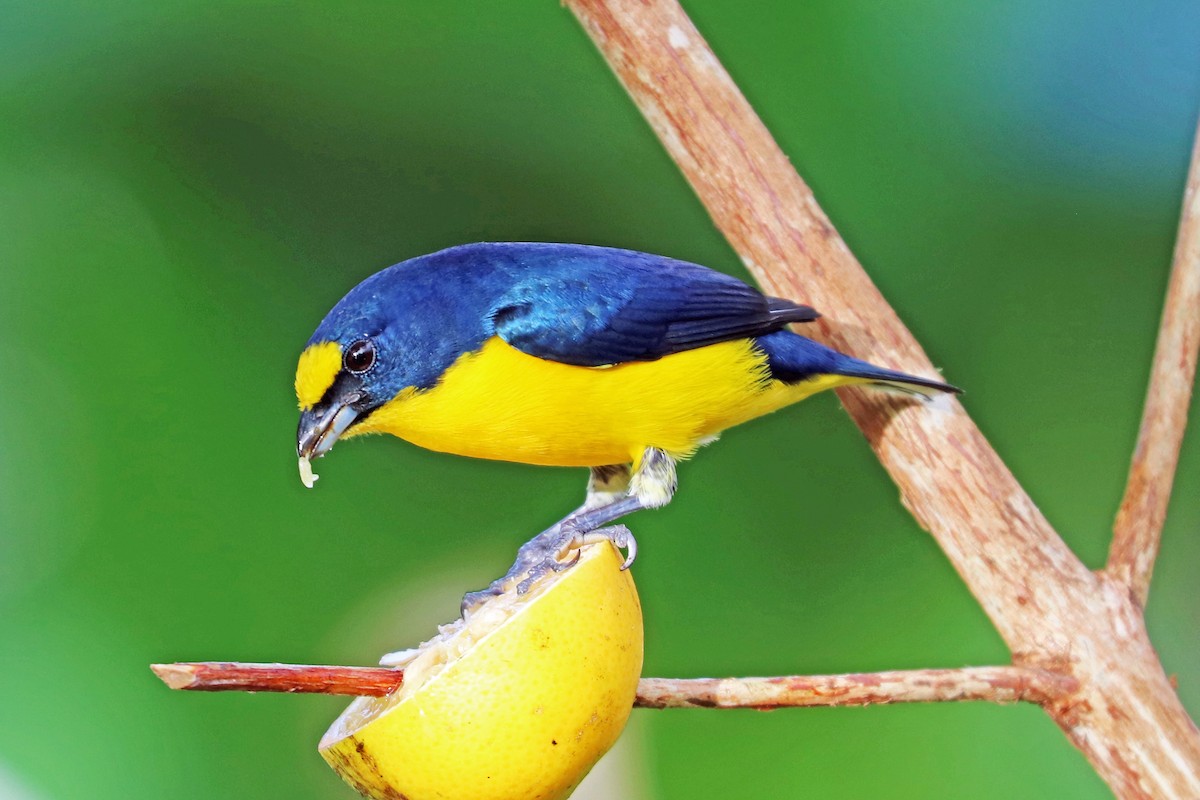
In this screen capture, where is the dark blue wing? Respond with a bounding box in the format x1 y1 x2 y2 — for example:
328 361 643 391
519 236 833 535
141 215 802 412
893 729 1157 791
488 245 818 366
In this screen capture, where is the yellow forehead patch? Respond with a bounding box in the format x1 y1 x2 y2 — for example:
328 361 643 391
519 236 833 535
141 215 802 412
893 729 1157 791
295 341 342 410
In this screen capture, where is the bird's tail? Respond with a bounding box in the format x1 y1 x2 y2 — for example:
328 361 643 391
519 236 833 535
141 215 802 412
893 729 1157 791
831 360 960 399
755 330 960 398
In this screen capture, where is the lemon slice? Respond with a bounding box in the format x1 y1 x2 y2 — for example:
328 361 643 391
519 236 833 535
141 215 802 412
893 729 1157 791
320 541 643 800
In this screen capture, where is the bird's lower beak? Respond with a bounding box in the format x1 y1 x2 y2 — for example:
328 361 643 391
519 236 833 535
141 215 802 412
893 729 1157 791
296 397 360 488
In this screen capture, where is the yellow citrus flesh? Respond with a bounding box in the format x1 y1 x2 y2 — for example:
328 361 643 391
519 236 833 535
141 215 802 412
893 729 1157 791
320 541 643 800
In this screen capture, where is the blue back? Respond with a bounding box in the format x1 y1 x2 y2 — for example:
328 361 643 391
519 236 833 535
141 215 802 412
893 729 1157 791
308 242 818 399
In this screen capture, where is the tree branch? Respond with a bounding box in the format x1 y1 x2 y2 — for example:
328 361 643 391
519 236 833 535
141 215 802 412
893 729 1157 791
1108 117 1200 607
565 0 1093 653
151 662 1075 708
563 1 1200 796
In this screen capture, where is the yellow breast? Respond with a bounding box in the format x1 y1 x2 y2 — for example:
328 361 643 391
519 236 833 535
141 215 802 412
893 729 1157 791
346 336 851 467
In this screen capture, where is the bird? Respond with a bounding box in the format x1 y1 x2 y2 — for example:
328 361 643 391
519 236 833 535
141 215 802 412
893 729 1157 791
295 242 958 608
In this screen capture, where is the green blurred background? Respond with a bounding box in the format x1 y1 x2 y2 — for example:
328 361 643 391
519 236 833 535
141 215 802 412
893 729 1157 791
2 1 1198 797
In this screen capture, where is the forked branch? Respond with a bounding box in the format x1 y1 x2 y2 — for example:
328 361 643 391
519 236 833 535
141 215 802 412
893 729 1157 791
563 0 1200 796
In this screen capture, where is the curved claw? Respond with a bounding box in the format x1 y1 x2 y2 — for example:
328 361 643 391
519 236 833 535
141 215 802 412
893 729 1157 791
618 530 637 570
569 526 638 571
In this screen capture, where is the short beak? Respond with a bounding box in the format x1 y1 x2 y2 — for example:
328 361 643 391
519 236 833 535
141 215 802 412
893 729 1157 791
297 399 360 459
296 393 361 487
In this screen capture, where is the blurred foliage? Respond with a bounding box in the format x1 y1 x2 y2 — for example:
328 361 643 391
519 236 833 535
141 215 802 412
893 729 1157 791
2 1 1198 798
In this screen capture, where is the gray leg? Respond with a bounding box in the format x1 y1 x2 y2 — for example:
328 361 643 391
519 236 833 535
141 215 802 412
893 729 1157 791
461 448 677 614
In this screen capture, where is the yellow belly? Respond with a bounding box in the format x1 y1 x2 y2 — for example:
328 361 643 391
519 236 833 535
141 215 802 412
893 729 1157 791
347 336 852 467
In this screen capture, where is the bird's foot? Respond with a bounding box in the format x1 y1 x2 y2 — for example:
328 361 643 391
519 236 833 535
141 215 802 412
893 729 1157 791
460 524 637 616
515 525 637 594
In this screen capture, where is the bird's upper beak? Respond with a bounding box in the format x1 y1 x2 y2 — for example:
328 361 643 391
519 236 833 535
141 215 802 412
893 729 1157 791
296 387 362 488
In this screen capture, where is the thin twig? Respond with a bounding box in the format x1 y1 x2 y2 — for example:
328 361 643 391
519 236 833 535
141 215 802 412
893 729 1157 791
151 663 405 696
636 667 1076 709
151 662 1074 708
1108 117 1200 607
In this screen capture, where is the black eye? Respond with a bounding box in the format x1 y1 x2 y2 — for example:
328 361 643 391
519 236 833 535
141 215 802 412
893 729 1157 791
344 338 376 374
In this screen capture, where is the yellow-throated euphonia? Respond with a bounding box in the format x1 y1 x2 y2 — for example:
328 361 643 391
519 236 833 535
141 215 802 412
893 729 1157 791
295 242 957 604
